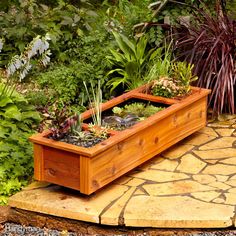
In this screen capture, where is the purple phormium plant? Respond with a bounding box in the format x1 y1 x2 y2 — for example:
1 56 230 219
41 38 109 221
174 4 236 116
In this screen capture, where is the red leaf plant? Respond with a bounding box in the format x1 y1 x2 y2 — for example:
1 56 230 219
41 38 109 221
174 3 236 116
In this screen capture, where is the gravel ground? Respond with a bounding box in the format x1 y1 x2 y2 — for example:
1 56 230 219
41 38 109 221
0 223 77 236
2 223 236 236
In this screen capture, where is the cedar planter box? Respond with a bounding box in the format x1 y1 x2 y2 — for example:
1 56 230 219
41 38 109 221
29 85 211 195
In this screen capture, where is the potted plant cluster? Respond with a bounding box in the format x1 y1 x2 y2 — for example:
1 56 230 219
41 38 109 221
30 57 211 195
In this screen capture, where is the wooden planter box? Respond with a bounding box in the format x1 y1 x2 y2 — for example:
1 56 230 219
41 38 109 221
29 85 211 195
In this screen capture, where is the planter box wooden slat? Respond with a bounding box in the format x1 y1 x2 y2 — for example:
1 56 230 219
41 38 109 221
30 85 211 195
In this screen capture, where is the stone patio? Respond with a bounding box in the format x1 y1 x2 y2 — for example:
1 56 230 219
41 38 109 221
8 115 236 228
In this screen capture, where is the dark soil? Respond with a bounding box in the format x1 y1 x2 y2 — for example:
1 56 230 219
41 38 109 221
59 131 107 148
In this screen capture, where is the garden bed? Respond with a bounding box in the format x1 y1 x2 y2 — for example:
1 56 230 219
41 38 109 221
29 84 211 195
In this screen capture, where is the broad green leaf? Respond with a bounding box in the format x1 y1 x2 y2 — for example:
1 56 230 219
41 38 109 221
108 77 126 92
106 68 125 77
125 61 140 77
120 33 136 53
109 49 126 64
112 31 133 61
0 126 9 138
136 36 148 63
21 111 41 122
0 97 12 107
4 105 22 121
0 120 16 130
60 16 74 26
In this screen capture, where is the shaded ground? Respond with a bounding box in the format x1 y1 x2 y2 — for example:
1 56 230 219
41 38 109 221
3 208 236 235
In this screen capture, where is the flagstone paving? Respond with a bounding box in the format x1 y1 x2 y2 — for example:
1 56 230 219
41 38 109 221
9 115 236 228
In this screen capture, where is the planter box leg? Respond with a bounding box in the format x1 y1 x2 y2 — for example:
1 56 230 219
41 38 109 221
80 156 92 195
34 144 44 181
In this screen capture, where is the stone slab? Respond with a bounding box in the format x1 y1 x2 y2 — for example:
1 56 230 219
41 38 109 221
151 159 179 171
124 196 234 228
162 144 195 159
130 170 189 183
194 148 236 160
100 187 136 225
215 129 235 137
191 191 220 202
143 180 216 196
198 127 218 137
9 184 128 224
183 133 216 146
192 174 216 184
176 154 206 174
219 157 236 165
199 137 236 150
9 209 236 236
202 164 236 175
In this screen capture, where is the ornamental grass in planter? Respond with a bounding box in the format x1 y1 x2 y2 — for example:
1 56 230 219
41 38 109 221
30 72 210 194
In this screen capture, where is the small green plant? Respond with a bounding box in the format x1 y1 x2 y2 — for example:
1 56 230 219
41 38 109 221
88 124 109 140
151 77 180 98
113 102 164 119
106 31 158 92
67 124 109 148
104 102 164 130
172 61 198 94
151 61 198 98
83 80 103 127
145 42 173 82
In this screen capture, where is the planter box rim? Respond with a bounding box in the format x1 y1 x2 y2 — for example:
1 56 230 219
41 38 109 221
30 85 211 157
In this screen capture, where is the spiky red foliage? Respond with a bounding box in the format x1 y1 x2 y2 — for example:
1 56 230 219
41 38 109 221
174 6 236 115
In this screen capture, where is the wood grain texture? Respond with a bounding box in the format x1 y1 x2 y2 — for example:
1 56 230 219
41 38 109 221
80 156 92 194
43 147 80 190
87 97 207 193
30 85 211 194
34 144 44 180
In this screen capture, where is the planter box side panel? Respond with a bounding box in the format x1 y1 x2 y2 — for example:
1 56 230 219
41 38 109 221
34 145 81 190
84 97 207 194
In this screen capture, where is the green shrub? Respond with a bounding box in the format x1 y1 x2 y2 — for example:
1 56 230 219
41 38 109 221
32 60 110 107
0 0 98 65
36 64 80 104
0 85 41 204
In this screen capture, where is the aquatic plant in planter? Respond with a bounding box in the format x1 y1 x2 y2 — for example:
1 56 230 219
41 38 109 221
102 102 165 130
30 77 210 194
